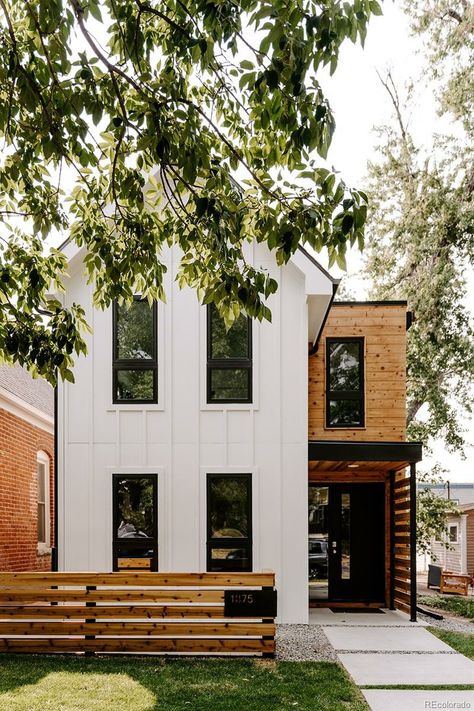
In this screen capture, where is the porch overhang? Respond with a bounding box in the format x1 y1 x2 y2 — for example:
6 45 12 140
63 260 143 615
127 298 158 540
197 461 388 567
308 439 422 622
308 440 422 474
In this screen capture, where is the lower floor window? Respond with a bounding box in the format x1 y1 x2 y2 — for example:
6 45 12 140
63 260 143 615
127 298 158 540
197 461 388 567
207 473 252 572
113 474 158 571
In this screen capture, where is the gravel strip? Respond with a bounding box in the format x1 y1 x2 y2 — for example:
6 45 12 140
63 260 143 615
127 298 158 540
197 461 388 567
276 611 474 661
276 624 337 661
418 611 474 635
335 649 458 654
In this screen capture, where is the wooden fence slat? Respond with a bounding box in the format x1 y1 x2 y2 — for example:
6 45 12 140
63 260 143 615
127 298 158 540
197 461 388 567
395 601 410 614
393 579 410 592
0 590 225 604
0 573 275 588
393 478 410 490
0 622 275 637
0 605 227 619
394 589 410 603
0 637 275 654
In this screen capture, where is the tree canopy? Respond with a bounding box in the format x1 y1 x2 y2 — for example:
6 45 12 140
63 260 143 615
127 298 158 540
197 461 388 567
363 3 474 452
363 0 474 552
0 0 378 384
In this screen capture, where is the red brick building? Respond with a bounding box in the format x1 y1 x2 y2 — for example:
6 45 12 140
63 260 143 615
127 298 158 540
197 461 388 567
0 365 54 571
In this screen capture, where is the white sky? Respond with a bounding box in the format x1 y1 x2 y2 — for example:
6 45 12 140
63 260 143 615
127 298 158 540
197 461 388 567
315 2 474 483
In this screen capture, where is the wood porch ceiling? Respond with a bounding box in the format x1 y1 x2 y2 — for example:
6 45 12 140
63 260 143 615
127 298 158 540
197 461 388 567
308 440 422 474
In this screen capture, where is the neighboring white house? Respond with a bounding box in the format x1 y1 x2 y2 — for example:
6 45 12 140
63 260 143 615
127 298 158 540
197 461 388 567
56 240 336 623
417 483 474 574
430 503 474 577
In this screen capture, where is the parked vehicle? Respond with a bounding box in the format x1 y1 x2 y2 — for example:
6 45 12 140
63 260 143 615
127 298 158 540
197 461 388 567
309 538 328 580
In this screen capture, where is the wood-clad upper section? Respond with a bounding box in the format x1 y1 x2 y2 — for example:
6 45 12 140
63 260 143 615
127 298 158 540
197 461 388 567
309 302 407 442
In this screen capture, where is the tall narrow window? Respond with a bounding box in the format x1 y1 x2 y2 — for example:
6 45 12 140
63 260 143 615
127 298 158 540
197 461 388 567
113 297 157 403
207 473 252 572
326 338 364 427
207 304 252 403
37 451 50 547
113 474 158 571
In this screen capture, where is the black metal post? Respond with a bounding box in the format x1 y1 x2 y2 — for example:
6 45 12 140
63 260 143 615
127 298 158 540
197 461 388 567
410 462 417 622
389 471 395 610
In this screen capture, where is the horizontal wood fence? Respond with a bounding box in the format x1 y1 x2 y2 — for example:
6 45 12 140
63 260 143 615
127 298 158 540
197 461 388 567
392 476 412 616
0 572 276 657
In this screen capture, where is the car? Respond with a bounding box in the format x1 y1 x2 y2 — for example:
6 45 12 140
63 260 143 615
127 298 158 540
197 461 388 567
309 538 328 580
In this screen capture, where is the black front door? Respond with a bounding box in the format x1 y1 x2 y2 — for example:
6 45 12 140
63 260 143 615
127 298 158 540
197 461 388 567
309 483 385 603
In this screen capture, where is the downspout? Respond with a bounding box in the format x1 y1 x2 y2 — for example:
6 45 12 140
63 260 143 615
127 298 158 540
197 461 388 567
52 384 58 571
308 281 340 356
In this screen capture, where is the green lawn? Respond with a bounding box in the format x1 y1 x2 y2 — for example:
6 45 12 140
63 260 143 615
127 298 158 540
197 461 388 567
428 627 474 659
418 594 474 621
0 655 368 711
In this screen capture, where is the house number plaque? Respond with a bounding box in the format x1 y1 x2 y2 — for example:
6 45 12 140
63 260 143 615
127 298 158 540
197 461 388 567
224 589 277 617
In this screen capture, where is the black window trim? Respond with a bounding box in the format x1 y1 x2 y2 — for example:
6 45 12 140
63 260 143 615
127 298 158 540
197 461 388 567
325 336 365 428
206 304 253 404
112 472 158 572
112 296 158 404
206 472 253 572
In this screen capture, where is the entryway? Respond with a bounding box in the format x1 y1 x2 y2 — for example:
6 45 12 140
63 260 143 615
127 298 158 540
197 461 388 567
308 482 385 606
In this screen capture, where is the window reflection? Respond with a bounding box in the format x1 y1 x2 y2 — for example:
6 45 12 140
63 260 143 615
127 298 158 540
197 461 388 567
341 493 350 580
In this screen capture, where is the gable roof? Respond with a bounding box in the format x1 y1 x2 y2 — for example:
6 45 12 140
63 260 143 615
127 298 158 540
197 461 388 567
0 364 54 418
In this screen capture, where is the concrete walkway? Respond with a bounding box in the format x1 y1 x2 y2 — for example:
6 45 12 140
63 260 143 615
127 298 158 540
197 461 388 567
311 608 474 710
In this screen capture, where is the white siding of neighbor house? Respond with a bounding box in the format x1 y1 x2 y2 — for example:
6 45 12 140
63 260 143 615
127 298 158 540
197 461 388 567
57 241 312 623
430 514 467 574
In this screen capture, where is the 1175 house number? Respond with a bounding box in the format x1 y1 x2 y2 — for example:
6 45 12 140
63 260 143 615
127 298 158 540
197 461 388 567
224 589 277 617
228 593 254 605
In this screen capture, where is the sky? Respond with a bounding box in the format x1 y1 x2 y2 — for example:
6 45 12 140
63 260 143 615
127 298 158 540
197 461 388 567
315 2 474 483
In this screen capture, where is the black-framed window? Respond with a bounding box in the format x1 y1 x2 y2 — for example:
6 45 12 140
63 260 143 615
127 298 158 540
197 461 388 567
113 297 157 404
207 304 252 403
112 473 158 571
326 337 365 427
206 473 252 572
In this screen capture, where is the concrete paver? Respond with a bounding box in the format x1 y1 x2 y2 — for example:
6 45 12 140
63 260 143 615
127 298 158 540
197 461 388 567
362 689 474 711
339 652 474 686
324 626 454 652
309 608 429 626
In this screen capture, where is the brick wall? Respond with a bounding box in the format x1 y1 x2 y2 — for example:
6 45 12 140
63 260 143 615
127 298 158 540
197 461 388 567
0 408 54 571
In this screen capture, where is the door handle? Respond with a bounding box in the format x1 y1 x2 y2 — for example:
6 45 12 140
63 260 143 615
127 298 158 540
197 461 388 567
331 541 337 553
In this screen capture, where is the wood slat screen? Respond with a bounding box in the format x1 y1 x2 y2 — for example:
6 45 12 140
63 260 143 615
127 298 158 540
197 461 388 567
0 572 276 657
393 476 412 616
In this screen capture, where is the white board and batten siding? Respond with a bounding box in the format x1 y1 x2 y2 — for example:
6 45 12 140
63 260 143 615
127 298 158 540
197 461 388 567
57 242 330 623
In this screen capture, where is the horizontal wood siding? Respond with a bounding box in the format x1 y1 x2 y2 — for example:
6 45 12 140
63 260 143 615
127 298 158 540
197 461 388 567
467 510 474 577
431 535 463 573
393 474 412 615
0 572 276 657
309 304 407 441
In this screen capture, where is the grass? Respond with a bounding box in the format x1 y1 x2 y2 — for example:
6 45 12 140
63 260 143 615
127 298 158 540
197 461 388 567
428 626 474 659
0 655 369 711
418 594 474 621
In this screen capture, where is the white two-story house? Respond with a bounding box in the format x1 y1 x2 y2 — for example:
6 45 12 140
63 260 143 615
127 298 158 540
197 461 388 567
56 240 336 623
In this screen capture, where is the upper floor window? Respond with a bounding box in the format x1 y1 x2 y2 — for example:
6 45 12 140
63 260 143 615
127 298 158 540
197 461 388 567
37 451 50 547
207 304 252 403
113 297 157 404
326 337 364 427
